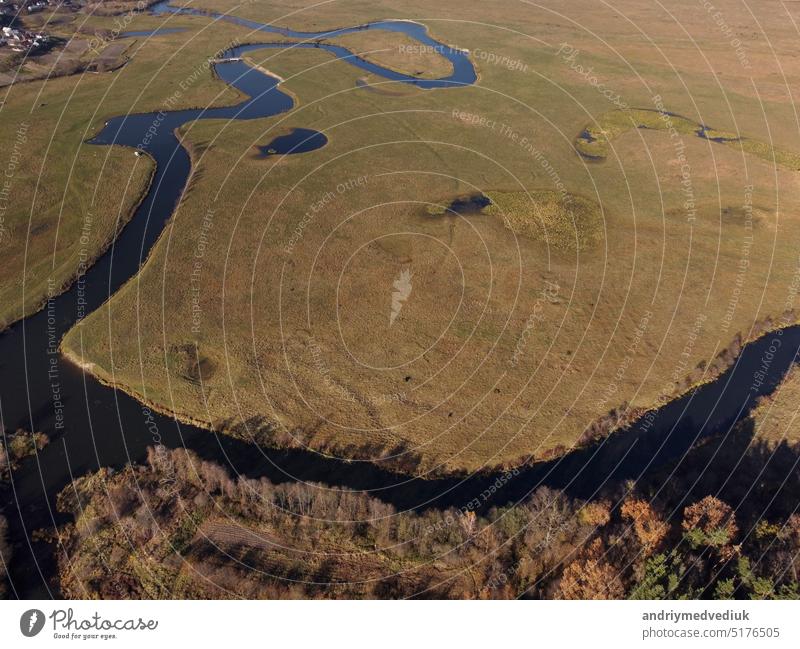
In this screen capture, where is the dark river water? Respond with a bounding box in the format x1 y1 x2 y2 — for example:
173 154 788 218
256 127 328 156
1 1 798 599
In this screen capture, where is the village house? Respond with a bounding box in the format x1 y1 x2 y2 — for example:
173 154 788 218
1 24 48 51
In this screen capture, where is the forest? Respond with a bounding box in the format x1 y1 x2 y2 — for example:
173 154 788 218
55 418 800 599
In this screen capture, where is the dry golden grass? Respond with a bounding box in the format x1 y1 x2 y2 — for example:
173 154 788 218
0 124 153 330
48 0 800 474
323 30 454 79
0 9 248 329
576 108 800 170
752 367 800 446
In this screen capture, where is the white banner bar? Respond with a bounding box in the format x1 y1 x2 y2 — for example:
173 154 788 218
1 600 798 648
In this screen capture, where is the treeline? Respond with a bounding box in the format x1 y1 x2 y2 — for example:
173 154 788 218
55 431 800 599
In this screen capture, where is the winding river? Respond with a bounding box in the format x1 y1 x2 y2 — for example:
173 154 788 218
1 1 798 598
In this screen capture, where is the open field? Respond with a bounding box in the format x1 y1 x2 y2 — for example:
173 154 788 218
0 8 253 329
575 107 800 170
58 0 800 475
0 4 452 329
320 29 454 80
0 117 152 330
752 366 800 446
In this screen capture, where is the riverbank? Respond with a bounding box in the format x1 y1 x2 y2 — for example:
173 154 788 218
61 317 800 482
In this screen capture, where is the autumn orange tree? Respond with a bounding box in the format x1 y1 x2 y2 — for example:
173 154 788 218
556 538 624 599
622 498 669 555
682 496 738 550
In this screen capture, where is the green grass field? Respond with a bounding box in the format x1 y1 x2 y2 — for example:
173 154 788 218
320 30 455 80
7 0 797 474
0 8 250 329
575 108 800 170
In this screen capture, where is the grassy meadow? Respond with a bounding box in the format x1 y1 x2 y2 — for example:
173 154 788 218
575 108 800 170
43 0 800 474
320 30 455 80
0 8 253 329
752 366 800 446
